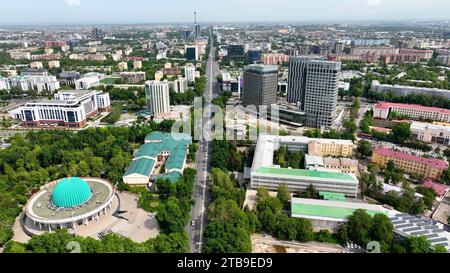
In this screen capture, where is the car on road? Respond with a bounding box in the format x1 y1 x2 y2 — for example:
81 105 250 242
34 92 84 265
191 220 195 226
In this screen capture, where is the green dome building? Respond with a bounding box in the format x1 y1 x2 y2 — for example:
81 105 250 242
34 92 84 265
52 177 93 208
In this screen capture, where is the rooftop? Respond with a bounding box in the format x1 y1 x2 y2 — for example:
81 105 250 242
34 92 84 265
255 167 358 183
244 64 278 74
375 102 450 114
291 198 387 221
374 147 449 170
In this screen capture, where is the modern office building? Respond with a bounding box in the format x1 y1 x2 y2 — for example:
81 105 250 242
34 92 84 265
287 56 341 128
242 64 278 108
373 102 450 123
372 147 449 179
227 44 245 60
145 81 171 115
9 90 110 129
411 122 450 145
59 71 81 85
371 80 450 100
123 132 192 185
24 177 115 234
91 27 104 40
250 134 358 198
185 45 198 61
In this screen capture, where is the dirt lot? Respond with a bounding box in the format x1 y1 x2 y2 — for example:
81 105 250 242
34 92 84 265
252 234 350 253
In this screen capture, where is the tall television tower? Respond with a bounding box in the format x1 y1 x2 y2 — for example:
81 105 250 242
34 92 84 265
194 11 200 39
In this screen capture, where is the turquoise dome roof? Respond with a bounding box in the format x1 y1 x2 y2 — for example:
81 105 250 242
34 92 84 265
52 177 93 208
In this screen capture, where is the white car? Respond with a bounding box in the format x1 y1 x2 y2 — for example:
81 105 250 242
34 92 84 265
191 221 195 226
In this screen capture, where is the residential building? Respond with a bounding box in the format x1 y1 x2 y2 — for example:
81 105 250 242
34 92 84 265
1 75 60 94
371 80 450 100
48 60 60 69
372 147 449 179
437 55 450 66
261 53 289 65
155 71 164 81
120 72 146 84
171 77 188 93
373 102 450 123
184 63 196 83
9 90 110 129
133 60 143 69
308 139 355 157
118 62 128 71
287 56 341 128
10 51 31 60
30 61 43 69
145 81 171 115
242 64 278 108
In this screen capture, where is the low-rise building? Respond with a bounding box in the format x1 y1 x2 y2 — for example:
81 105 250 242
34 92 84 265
291 197 389 231
411 121 450 145
250 134 359 198
1 75 60 94
75 73 101 90
372 147 448 179
120 72 146 84
308 139 355 157
373 102 450 123
123 132 192 185
371 80 450 100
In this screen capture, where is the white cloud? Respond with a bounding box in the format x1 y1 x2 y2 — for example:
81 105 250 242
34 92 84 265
66 0 81 6
366 0 382 6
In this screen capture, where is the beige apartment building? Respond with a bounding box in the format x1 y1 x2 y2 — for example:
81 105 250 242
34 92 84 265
308 139 355 157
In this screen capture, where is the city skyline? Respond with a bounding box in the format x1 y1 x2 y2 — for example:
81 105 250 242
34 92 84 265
1 0 450 25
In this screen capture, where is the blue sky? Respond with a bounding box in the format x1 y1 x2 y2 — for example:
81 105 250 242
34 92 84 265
0 0 449 24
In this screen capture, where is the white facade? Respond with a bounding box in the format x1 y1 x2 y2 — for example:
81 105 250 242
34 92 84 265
185 64 196 83
145 81 171 115
1 75 60 94
373 102 450 123
9 90 110 128
75 76 100 90
411 121 450 145
371 80 450 100
172 77 188 93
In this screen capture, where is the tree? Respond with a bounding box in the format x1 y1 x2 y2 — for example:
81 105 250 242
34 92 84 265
347 209 373 246
391 122 411 144
336 224 348 245
357 140 373 158
402 236 431 253
370 214 394 248
277 184 290 208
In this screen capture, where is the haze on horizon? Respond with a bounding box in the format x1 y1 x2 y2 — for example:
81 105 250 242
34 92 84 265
0 0 450 25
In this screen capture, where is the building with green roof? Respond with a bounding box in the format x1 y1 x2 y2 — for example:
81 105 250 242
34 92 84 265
250 134 359 198
291 197 389 231
123 132 192 185
52 177 93 208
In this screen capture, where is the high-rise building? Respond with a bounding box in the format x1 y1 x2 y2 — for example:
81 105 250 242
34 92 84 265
185 45 198 61
194 11 200 39
91 27 104 41
227 44 245 60
287 57 341 129
145 81 171 115
184 63 196 83
242 65 278 108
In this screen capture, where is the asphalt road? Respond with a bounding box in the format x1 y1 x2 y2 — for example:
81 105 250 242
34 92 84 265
188 29 220 253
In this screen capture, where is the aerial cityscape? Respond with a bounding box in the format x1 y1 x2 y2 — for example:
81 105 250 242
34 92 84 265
1 0 450 260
